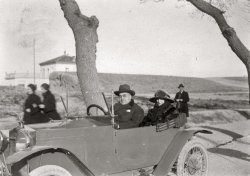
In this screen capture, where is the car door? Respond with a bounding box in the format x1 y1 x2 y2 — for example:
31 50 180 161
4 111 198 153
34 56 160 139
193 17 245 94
113 126 150 169
113 126 179 170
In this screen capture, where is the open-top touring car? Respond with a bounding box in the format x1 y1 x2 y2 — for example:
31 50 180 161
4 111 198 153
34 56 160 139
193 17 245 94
0 95 211 176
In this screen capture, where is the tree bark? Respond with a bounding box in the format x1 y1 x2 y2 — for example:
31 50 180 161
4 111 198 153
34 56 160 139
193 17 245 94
187 0 250 104
58 0 107 113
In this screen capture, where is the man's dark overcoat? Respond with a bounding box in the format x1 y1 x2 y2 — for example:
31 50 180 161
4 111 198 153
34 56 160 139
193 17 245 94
174 91 189 117
42 91 61 121
23 94 45 124
114 99 144 129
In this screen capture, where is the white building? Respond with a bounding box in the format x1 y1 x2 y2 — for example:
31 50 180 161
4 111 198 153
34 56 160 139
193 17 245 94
40 53 76 78
4 53 76 87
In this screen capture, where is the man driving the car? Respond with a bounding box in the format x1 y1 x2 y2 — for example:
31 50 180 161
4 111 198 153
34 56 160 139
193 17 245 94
113 84 144 129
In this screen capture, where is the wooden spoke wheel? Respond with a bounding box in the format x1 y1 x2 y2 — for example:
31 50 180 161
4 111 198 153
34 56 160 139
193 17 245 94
177 140 208 176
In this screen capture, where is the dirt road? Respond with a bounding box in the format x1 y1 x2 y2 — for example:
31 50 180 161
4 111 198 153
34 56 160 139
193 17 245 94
207 139 250 176
195 120 250 176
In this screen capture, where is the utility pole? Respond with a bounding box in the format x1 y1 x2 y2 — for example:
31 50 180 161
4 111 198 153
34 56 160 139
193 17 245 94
33 38 36 84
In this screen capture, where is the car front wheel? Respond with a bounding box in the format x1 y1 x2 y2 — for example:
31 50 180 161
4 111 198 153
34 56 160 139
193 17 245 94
176 140 208 176
29 165 72 176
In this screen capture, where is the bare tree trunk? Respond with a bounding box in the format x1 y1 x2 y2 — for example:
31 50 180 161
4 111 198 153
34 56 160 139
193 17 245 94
248 69 250 104
58 0 107 112
187 0 250 104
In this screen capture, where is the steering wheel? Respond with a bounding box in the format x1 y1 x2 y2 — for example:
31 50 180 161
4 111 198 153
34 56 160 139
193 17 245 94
87 104 110 116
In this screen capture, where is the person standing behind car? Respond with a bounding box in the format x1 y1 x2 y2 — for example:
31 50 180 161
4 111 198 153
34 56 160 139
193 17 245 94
39 83 61 121
113 84 144 129
23 84 45 124
174 83 189 117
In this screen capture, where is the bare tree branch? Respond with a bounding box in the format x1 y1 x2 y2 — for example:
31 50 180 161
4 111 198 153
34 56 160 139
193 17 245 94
187 0 250 104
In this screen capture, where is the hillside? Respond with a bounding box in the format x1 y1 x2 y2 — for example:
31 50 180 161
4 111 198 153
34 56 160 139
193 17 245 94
50 72 247 94
207 77 248 89
223 77 248 82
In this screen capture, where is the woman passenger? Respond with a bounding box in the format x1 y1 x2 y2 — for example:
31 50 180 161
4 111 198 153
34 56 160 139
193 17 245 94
140 90 178 126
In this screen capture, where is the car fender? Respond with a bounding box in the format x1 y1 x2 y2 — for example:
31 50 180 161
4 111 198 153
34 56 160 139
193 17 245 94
6 145 94 176
6 146 52 164
153 129 212 176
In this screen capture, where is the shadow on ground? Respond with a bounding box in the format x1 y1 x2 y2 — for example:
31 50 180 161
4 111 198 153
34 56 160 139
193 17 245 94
208 148 250 162
235 110 250 120
201 126 243 140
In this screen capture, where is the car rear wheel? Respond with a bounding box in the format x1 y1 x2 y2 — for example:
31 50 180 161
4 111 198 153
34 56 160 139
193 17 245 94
176 140 208 176
29 165 72 176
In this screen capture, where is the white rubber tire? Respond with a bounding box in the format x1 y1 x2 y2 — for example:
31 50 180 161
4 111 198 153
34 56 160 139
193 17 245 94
29 165 72 176
176 140 208 176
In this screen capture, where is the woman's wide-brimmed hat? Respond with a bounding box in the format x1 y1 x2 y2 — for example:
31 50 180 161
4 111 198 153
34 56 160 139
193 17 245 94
149 90 174 103
114 84 135 96
178 83 184 88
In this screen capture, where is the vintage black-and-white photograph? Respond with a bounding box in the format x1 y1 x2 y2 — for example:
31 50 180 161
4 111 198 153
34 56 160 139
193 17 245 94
0 0 249 175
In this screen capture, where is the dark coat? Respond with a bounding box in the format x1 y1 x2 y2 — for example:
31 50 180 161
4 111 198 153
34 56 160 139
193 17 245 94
41 91 61 121
114 99 144 129
140 102 178 126
174 91 189 117
23 94 45 124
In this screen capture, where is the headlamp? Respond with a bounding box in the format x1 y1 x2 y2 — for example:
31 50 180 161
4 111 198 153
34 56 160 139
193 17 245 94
9 126 36 153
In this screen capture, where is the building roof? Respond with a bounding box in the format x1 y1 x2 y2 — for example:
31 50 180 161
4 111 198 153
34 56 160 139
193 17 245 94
40 55 76 66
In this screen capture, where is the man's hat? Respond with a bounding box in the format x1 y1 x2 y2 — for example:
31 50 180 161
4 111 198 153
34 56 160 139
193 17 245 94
149 90 174 103
114 84 135 96
178 83 184 88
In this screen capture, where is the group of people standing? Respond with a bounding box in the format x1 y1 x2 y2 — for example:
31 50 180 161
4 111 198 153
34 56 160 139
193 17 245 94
23 83 61 124
113 83 189 129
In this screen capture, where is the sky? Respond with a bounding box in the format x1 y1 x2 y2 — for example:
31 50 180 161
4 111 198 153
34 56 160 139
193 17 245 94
0 0 249 84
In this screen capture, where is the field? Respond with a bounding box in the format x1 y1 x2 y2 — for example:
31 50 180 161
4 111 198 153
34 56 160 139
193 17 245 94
50 72 248 94
206 77 248 89
0 74 248 127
